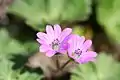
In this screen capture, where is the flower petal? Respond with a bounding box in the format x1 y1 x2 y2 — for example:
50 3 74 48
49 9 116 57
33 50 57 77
59 28 72 42
68 48 76 59
36 32 47 39
36 32 50 44
58 35 71 54
46 50 56 57
76 51 97 64
74 35 85 49
68 34 78 52
60 34 72 50
81 51 97 58
68 36 75 58
59 43 68 53
81 40 92 52
58 49 67 54
39 45 51 52
54 24 61 39
36 39 45 45
46 25 54 41
77 36 85 49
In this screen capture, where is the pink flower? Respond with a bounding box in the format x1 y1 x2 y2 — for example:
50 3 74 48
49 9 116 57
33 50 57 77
36 24 72 57
68 34 97 64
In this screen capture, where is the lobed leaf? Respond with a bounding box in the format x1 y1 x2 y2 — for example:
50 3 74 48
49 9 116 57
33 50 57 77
8 0 92 31
96 0 120 44
71 53 120 80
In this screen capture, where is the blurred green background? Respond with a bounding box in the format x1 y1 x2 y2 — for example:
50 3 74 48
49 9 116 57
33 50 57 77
1 0 120 80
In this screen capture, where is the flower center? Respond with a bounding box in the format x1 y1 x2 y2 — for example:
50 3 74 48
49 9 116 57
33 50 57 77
72 49 82 58
52 39 60 51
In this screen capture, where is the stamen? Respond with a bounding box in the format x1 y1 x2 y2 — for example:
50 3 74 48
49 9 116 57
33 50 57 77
52 39 60 51
73 49 82 58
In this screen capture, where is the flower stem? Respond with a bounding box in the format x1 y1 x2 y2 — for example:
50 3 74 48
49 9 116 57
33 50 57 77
60 59 71 70
56 55 60 69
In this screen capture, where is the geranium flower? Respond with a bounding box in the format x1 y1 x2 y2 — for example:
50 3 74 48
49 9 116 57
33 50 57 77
36 24 72 57
68 34 97 64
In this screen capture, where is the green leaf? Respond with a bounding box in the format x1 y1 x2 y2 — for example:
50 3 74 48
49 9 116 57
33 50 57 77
0 27 42 80
0 28 26 58
0 28 38 58
96 0 120 43
0 58 17 80
71 53 120 80
23 41 38 53
17 72 44 80
0 58 43 80
61 0 91 21
8 0 92 31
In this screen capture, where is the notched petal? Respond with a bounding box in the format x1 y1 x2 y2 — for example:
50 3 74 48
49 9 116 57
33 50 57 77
54 24 61 39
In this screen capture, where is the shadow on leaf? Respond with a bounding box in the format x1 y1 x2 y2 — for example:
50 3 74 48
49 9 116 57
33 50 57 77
10 53 43 75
